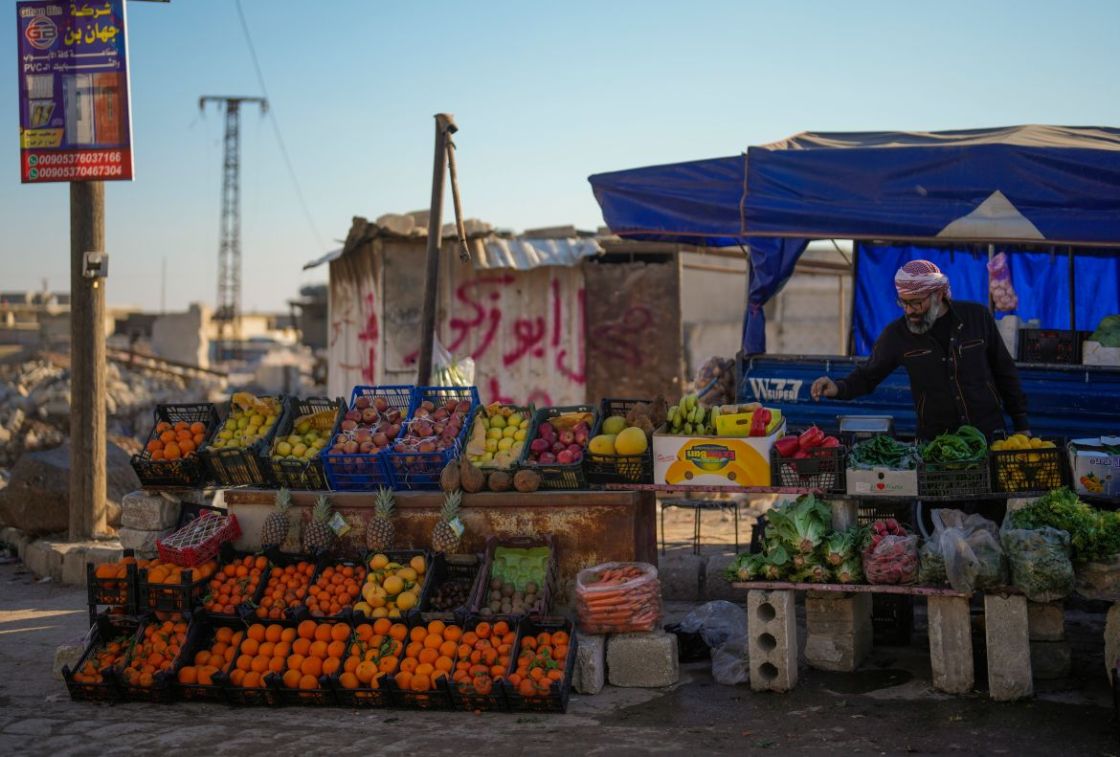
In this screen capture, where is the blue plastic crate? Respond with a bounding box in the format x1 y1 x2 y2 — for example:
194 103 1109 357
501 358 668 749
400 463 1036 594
389 386 480 490
322 385 414 491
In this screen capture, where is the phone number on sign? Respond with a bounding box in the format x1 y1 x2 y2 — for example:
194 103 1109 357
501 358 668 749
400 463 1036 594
30 152 123 166
33 165 124 179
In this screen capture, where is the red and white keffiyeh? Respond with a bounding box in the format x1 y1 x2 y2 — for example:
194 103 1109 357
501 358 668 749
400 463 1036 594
894 260 951 299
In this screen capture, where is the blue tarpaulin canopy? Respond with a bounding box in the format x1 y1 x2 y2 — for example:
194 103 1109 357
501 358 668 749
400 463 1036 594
589 125 1120 353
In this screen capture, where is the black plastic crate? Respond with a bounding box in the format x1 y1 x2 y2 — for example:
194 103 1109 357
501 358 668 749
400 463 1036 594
386 671 456 710
268 672 337 707
86 550 139 624
462 403 535 473
202 395 289 487
62 614 138 703
172 614 241 703
872 594 913 647
447 616 516 713
421 552 486 623
115 614 192 703
304 557 369 621
917 459 990 499
989 445 1069 493
501 617 577 714
218 669 280 707
584 398 654 486
388 386 480 491
470 536 557 623
253 550 320 622
199 545 271 621
322 385 414 492
518 406 599 490
1017 329 1092 364
350 550 434 625
130 403 221 490
138 564 212 614
330 673 394 708
770 444 847 494
269 396 345 490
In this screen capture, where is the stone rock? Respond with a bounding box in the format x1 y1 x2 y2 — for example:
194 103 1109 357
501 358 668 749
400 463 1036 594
23 538 64 580
1105 603 1120 684
121 491 181 531
118 526 171 555
804 592 872 672
1 526 31 557
984 594 1033 701
1030 640 1071 680
53 639 87 681
1027 601 1065 642
61 544 90 586
659 551 705 602
703 554 743 601
607 631 680 688
0 440 141 535
573 632 606 695
928 595 974 695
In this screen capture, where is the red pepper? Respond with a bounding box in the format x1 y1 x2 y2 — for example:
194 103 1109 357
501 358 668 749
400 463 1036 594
750 408 772 437
774 435 801 458
819 436 840 448
798 426 825 450
793 449 810 459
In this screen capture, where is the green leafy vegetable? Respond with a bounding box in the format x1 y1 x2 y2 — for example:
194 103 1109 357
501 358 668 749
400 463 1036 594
1002 525 1075 601
1010 487 1120 562
765 494 832 555
849 435 918 470
921 425 988 469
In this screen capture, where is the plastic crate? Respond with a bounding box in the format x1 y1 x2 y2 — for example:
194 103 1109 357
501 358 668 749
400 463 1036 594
172 614 239 703
138 565 211 614
62 614 138 703
268 672 337 707
330 673 394 708
388 385 480 491
518 406 599 490
770 444 847 494
500 617 578 714
218 669 280 707
470 536 557 622
583 398 654 486
462 402 535 472
304 557 368 621
386 671 456 710
157 511 241 567
269 396 345 490
130 403 220 489
115 615 191 703
199 545 271 621
322 385 414 492
447 616 515 713
1017 329 1092 364
420 552 486 623
917 459 990 498
252 550 320 622
989 445 1069 493
350 550 434 625
202 395 289 487
86 550 139 624
871 594 913 647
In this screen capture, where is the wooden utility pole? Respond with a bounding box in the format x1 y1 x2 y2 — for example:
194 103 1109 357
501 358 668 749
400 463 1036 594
69 182 107 540
416 113 458 386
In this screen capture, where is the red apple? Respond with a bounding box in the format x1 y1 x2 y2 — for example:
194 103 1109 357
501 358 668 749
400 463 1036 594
345 410 361 423
373 432 389 447
373 397 388 412
355 396 371 410
341 419 357 432
557 450 574 464
539 451 556 464
343 440 359 454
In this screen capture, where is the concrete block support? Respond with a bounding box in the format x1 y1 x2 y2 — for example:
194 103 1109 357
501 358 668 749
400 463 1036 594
805 591 872 672
748 589 798 692
927 595 974 694
573 632 606 695
984 594 1033 701
607 631 679 688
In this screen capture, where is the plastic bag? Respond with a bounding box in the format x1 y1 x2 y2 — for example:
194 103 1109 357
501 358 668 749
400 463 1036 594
987 252 1019 312
863 534 920 585
1000 508 1075 602
694 356 736 408
576 562 661 634
918 538 947 585
934 509 1006 593
431 337 475 387
677 600 749 685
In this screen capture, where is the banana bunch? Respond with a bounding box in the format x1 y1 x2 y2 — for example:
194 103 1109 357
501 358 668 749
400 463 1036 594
665 393 719 436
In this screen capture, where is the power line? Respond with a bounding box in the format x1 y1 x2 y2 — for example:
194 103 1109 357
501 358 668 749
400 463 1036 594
234 0 326 252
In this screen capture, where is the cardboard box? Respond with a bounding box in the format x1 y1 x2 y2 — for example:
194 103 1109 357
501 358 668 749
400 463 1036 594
846 467 919 497
1069 437 1120 497
652 422 784 487
1082 340 1120 367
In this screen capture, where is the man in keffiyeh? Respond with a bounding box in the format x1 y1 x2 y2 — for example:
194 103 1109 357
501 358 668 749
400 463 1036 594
811 259 1029 443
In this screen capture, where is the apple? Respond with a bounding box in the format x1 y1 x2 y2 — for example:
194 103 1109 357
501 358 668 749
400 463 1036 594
359 440 375 453
355 396 371 410
530 438 550 453
374 397 388 412
567 443 583 455
551 441 566 454
345 409 361 422
373 432 389 447
557 450 574 464
343 440 359 454
341 419 357 432
539 451 556 464
538 422 554 439
559 430 575 445
418 441 436 453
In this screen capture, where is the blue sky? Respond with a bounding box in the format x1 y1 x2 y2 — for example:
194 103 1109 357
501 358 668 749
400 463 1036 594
3 0 1119 312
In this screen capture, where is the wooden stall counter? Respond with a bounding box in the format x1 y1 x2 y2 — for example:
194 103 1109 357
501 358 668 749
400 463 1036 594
223 489 657 605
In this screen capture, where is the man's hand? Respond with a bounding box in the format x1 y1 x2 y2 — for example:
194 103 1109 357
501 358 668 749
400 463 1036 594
811 376 839 401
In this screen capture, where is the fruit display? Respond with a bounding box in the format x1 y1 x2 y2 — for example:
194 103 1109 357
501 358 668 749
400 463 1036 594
142 558 217 586
257 560 315 618
307 562 366 618
144 420 208 462
395 396 473 457
130 404 219 487
90 553 138 608
524 410 594 466
453 620 516 705
476 542 551 617
508 624 571 702
365 487 396 552
203 554 267 616
267 620 349 700
302 495 338 554
336 619 400 698
427 576 474 612
329 393 404 458
269 400 339 487
177 625 246 693
431 490 464 554
464 402 531 469
118 617 189 690
208 393 283 451
353 553 428 620
68 631 132 685
260 487 294 548
991 433 1063 492
391 619 460 701
478 575 541 617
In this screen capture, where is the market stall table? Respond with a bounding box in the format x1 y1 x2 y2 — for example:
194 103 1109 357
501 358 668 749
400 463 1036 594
222 488 657 605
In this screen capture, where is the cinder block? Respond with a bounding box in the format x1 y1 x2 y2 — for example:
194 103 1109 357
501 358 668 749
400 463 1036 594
1027 600 1065 642
607 631 679 688
1030 640 1071 680
117 527 171 556
121 491 181 531
984 594 1033 701
748 589 797 692
805 592 871 672
928 595 974 694
53 639 87 681
61 545 91 586
573 632 606 695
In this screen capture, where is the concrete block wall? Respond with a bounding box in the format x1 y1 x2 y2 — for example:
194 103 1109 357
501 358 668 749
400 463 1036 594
748 589 797 692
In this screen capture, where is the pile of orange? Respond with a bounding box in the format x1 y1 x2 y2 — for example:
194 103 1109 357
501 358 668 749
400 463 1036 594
509 628 570 698
146 420 208 462
144 558 217 586
307 563 365 618
205 555 268 616
70 634 131 684
257 561 315 618
395 620 460 696
93 554 137 582
336 618 404 694
453 621 515 697
177 625 245 687
119 618 188 688
274 620 351 695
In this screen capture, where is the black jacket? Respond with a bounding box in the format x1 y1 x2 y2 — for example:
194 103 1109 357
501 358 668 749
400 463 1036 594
836 300 1029 440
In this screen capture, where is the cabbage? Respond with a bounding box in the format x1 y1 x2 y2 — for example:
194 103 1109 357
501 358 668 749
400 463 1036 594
766 495 832 555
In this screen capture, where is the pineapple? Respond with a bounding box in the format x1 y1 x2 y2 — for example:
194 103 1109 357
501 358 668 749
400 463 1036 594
302 494 337 554
431 489 463 554
260 487 292 547
365 486 396 552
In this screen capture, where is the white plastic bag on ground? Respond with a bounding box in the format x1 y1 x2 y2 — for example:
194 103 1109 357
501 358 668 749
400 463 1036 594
678 600 749 685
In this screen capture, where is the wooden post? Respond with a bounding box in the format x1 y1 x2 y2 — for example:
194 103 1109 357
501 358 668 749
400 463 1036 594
416 113 457 386
69 181 107 540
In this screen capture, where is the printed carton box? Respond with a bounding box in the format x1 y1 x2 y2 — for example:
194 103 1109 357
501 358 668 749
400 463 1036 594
1069 437 1120 497
652 422 784 487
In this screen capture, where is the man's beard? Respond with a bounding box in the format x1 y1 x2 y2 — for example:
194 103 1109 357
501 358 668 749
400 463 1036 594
906 299 941 334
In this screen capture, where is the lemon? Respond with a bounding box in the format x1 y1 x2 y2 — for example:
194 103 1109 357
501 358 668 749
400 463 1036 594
387 608 401 619
354 601 372 617
397 567 418 583
383 575 404 595
615 427 649 456
372 606 389 619
369 554 389 570
396 591 418 611
409 555 426 575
